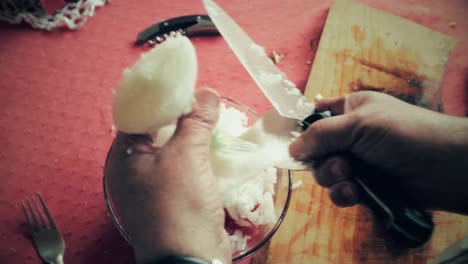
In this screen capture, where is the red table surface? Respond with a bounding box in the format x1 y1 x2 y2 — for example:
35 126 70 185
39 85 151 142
0 1 466 263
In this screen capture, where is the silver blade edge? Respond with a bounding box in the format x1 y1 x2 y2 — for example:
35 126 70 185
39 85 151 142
202 0 315 121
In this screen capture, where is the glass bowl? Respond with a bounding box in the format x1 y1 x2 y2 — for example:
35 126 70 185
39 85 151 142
103 97 292 263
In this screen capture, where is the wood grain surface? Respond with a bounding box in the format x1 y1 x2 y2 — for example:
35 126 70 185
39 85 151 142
306 0 456 111
255 0 468 263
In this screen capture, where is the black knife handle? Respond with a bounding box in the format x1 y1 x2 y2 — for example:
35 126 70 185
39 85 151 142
136 15 219 45
302 111 434 247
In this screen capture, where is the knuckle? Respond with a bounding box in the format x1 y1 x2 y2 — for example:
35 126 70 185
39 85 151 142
348 111 363 127
314 170 330 187
189 107 217 127
309 118 328 137
347 91 375 110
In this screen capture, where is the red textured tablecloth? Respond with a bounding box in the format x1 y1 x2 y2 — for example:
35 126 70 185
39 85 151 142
0 1 466 263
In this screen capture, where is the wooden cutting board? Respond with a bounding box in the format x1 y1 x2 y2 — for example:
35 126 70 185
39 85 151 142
252 0 467 263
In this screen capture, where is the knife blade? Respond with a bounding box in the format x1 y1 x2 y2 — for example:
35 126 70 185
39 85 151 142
202 0 315 122
203 0 433 247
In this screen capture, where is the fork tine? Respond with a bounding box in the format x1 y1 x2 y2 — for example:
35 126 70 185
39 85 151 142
26 198 40 232
21 200 36 235
36 193 57 229
32 195 47 229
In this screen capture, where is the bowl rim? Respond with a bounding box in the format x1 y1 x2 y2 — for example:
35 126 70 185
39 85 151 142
103 96 293 262
103 170 292 262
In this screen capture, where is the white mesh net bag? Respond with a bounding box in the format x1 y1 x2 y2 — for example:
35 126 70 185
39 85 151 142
0 0 110 31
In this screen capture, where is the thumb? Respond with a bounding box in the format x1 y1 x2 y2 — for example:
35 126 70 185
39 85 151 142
290 93 367 161
170 88 220 148
289 113 358 161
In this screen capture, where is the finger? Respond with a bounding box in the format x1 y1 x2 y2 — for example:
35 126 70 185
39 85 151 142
112 132 156 157
314 92 374 115
315 96 346 115
313 155 352 187
289 113 358 161
169 88 220 148
328 180 360 207
104 132 158 178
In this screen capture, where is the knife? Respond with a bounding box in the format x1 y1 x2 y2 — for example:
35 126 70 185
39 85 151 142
135 15 219 46
203 0 434 247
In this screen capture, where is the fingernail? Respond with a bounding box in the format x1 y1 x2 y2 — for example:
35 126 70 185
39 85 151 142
196 88 220 108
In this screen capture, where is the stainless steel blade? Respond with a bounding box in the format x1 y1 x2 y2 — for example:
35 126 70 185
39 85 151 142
203 0 315 121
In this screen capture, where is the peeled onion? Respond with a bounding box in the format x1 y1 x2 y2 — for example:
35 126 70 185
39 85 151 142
112 34 197 134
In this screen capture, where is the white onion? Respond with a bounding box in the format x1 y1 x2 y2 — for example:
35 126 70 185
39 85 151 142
112 34 197 134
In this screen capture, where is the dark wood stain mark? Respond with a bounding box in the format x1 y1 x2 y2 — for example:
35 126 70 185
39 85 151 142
353 57 425 90
334 37 431 103
349 80 418 105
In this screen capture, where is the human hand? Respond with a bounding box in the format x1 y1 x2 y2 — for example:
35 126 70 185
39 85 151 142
104 88 231 263
290 91 468 214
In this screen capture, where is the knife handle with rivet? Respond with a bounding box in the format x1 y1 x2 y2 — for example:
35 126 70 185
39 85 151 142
301 111 434 247
135 15 219 46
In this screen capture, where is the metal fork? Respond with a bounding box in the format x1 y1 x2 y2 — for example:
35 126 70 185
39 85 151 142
21 193 65 264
